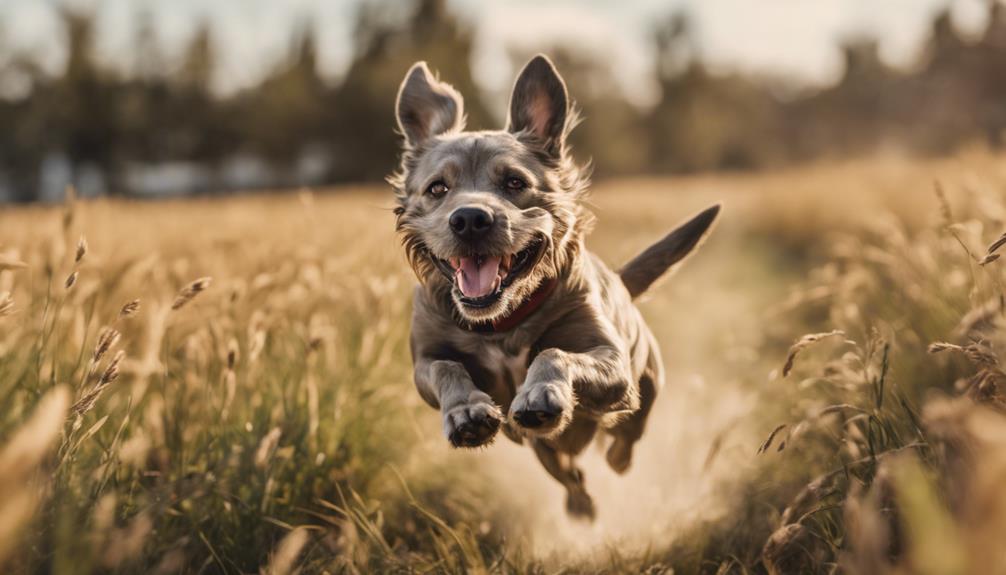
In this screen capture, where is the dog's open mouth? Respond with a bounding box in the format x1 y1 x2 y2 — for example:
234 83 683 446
433 238 544 308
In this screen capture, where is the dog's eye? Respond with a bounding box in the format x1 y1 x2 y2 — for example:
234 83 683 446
505 177 527 191
426 181 449 198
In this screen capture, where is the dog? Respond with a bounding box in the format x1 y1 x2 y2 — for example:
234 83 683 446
389 54 720 519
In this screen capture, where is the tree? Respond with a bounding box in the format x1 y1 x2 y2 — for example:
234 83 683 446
48 10 122 195
326 0 493 182
645 15 785 173
235 24 328 174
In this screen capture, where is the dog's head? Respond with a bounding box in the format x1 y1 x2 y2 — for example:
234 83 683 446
390 55 589 323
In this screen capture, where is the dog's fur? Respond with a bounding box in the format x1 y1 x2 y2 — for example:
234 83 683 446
390 55 720 519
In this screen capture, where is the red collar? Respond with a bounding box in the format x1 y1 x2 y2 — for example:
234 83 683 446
464 278 558 333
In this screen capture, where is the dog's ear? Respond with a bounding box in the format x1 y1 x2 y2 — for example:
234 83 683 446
506 55 569 157
396 62 464 147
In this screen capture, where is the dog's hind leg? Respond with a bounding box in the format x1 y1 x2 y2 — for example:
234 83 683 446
531 439 596 520
606 366 660 474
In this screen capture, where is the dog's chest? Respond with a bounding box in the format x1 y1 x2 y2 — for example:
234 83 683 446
465 340 530 406
489 344 530 387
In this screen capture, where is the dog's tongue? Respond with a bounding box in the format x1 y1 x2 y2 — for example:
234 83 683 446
455 256 501 298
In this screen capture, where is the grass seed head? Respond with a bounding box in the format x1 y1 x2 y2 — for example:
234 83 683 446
758 424 788 454
928 342 963 354
64 271 78 290
172 277 212 310
73 351 126 417
93 328 121 364
986 232 1006 257
118 299 140 319
75 235 88 263
979 253 1001 266
964 343 999 367
100 350 125 385
783 330 847 377
0 293 13 317
928 342 1001 367
255 427 283 469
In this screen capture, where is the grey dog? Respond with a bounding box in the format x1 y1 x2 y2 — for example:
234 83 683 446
390 54 720 519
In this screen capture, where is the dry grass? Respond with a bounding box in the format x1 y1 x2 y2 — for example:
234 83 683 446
2 150 1006 573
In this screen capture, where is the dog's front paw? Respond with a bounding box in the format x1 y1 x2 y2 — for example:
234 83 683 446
443 391 503 448
509 380 574 436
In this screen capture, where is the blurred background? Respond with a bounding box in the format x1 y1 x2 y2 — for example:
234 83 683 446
0 0 1004 202
8 2 1006 572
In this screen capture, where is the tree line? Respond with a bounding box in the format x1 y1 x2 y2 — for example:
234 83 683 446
1 0 1005 201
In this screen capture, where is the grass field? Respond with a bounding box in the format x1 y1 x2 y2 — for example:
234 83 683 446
3 150 1006 573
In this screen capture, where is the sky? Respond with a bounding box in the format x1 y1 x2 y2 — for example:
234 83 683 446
0 0 994 106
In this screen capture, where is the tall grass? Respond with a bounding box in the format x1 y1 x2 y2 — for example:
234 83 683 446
0 188 517 573
721 172 1006 574
2 152 1006 573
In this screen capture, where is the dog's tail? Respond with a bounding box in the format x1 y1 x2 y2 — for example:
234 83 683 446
618 204 721 300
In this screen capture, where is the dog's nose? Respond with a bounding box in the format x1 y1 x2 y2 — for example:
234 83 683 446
449 207 494 241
